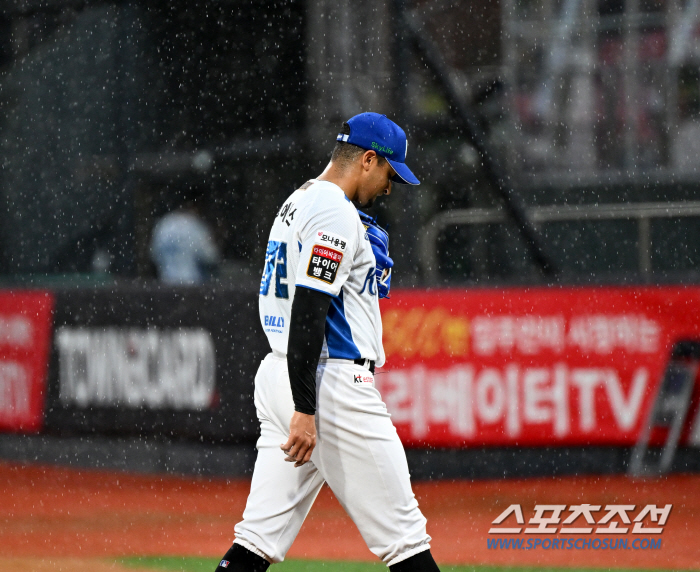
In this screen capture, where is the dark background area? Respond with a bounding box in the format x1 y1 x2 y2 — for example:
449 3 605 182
1 0 700 287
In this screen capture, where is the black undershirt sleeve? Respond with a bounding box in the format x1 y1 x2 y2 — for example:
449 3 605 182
287 286 332 415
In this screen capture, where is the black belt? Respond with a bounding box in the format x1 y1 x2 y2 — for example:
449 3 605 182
354 358 375 374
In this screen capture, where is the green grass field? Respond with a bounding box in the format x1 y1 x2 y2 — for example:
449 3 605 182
120 557 690 572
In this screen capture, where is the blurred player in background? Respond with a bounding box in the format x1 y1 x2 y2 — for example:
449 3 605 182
150 191 220 285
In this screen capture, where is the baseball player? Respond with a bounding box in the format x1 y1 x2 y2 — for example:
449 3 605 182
215 113 440 572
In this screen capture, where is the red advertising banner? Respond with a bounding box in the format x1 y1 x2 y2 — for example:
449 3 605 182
0 291 54 433
379 286 700 447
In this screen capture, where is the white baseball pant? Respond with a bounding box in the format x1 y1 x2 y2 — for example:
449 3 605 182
234 353 431 566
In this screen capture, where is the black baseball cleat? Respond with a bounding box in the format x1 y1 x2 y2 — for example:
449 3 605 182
215 543 270 572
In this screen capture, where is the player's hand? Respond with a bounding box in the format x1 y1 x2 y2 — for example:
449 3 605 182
281 412 316 468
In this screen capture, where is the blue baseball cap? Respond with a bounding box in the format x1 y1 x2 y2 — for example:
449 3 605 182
336 112 420 185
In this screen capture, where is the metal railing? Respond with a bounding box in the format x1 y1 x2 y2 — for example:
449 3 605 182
419 201 700 284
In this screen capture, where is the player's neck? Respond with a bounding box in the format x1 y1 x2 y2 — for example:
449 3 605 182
317 161 359 202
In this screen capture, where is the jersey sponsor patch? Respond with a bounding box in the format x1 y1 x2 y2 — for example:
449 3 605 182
316 230 348 251
307 245 343 284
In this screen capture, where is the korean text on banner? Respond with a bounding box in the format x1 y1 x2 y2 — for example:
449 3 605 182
379 287 700 447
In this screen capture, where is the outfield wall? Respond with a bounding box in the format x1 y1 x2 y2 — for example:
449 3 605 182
378 287 700 448
2 285 700 450
0 285 265 441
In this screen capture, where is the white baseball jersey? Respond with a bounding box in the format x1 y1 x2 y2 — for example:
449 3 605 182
258 179 385 367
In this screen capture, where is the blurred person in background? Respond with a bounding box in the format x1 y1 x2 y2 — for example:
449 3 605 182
150 190 220 285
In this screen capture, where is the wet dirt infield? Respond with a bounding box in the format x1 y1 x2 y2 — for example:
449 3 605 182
0 461 698 570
